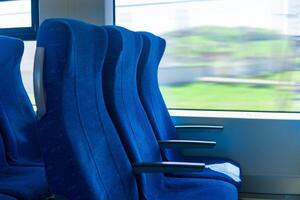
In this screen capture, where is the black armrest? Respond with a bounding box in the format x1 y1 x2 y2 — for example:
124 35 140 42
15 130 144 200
133 162 205 173
158 140 216 149
175 125 224 130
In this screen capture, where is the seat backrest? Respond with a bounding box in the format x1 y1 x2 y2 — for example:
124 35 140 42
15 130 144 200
102 26 164 198
0 36 42 165
36 19 138 200
0 134 8 169
136 32 180 160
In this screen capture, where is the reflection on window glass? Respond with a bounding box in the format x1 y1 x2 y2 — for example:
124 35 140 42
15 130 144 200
0 0 31 29
116 0 300 112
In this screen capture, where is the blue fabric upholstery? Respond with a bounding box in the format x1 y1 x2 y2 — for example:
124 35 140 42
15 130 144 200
136 32 241 186
0 134 50 200
36 19 139 200
102 25 238 199
0 36 42 166
0 36 49 200
0 194 17 200
0 167 50 200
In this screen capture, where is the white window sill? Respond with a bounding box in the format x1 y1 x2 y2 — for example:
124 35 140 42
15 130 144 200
169 109 300 120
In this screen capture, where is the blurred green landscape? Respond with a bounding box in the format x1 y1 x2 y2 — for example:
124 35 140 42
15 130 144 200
160 27 300 111
160 80 300 111
163 26 296 67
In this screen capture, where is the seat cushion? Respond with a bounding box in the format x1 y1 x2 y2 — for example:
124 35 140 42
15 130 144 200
0 166 50 200
0 194 17 200
0 132 49 200
157 177 238 200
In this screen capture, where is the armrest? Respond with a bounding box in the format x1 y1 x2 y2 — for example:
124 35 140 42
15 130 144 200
175 125 224 130
133 162 205 173
158 140 216 149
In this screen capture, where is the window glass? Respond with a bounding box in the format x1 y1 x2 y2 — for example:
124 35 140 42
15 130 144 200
0 0 31 29
115 0 300 112
21 41 36 103
0 0 38 40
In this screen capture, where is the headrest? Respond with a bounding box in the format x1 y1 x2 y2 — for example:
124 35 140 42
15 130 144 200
138 32 166 70
0 36 24 71
34 18 102 118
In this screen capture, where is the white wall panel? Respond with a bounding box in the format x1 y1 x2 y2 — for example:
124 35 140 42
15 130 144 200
171 110 300 195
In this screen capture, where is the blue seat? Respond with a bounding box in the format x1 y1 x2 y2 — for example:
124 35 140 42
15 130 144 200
102 25 238 199
0 36 42 166
0 194 17 200
136 32 241 186
0 135 50 200
36 19 138 200
0 36 50 200
36 18 237 199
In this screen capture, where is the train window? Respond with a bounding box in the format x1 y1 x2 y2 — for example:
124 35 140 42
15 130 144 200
115 0 300 112
0 0 38 40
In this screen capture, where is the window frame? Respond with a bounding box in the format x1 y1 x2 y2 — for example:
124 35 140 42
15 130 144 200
0 0 39 40
113 0 116 25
